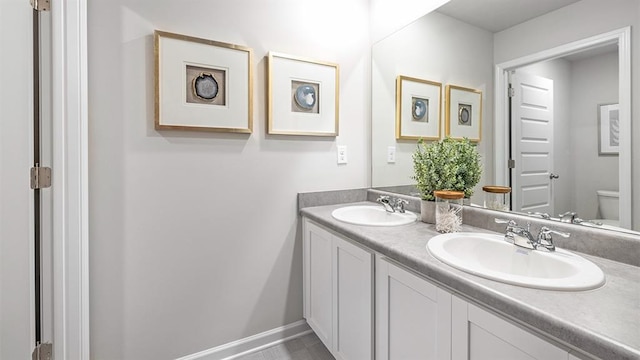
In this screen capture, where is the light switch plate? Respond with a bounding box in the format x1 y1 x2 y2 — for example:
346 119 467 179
387 146 396 163
337 145 348 164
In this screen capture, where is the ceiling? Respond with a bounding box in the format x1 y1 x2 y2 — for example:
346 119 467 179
436 0 581 33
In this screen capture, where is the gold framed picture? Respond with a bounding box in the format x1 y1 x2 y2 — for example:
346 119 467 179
445 84 482 142
395 75 442 140
155 30 253 133
267 52 339 136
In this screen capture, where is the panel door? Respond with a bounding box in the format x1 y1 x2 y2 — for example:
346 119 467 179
333 236 373 360
376 256 452 360
303 219 333 350
511 71 555 215
452 295 567 360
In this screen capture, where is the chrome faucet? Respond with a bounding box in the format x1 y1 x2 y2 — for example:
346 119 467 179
527 211 550 219
376 195 409 213
495 219 570 252
558 211 577 223
495 219 537 249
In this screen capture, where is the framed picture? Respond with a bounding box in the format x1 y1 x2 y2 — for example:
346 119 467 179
598 103 619 155
445 84 482 142
395 75 442 140
155 30 253 133
267 52 339 136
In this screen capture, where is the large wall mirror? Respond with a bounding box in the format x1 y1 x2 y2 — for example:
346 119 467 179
371 0 638 235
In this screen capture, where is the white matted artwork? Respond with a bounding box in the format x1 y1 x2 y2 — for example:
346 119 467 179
267 52 339 136
598 103 619 155
155 30 253 133
395 75 442 140
445 84 482 142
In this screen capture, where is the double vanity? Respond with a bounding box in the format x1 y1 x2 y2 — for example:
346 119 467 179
299 189 640 360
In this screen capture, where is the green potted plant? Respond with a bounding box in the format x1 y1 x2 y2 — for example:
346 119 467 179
412 137 482 222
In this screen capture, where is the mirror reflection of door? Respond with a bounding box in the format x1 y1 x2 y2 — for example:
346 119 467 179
510 71 554 216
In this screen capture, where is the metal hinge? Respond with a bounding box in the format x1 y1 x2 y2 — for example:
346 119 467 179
30 0 50 11
30 165 52 189
508 87 515 97
32 342 53 360
508 159 516 168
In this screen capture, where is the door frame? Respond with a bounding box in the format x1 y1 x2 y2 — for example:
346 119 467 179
51 0 90 359
494 27 631 228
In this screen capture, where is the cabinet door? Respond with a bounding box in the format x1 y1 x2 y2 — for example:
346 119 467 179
452 295 568 360
303 219 333 349
333 236 373 360
303 218 374 359
376 256 452 360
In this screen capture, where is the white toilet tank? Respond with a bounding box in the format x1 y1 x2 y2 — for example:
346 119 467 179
596 190 619 220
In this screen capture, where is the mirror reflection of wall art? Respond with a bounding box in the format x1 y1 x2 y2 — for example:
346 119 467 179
445 84 482 142
598 103 619 155
267 52 339 136
395 75 442 140
155 30 253 133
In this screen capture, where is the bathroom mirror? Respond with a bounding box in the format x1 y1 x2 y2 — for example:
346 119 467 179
371 0 638 234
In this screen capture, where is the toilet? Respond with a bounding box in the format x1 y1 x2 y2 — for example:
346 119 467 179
595 190 620 226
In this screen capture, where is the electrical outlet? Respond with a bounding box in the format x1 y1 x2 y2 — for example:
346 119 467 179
337 145 348 164
387 146 396 163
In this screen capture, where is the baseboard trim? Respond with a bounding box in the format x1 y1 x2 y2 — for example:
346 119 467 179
175 320 312 360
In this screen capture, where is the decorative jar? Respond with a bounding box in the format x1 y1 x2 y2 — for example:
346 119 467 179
482 186 511 211
434 190 464 233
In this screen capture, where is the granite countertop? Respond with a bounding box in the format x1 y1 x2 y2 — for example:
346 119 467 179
300 201 640 360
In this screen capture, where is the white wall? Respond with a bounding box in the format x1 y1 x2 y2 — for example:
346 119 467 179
571 51 619 220
88 0 370 359
371 11 494 205
494 0 640 229
0 1 35 358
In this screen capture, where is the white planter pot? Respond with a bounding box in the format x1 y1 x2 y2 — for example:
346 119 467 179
420 200 436 224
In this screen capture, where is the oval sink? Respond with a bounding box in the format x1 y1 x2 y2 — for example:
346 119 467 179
331 205 417 227
427 232 605 291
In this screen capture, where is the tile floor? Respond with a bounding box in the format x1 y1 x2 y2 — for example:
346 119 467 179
234 332 334 360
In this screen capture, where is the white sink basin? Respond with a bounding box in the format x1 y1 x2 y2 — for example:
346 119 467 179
427 232 605 291
331 205 417 227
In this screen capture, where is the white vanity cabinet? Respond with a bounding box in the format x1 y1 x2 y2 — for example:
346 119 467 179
375 256 452 360
302 219 374 360
452 295 568 360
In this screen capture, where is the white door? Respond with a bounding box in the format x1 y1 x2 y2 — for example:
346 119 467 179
511 71 555 215
1 1 36 358
1 3 53 358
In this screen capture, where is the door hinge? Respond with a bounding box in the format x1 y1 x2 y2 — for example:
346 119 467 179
30 0 50 11
508 159 516 168
508 87 515 97
32 342 53 360
30 165 52 190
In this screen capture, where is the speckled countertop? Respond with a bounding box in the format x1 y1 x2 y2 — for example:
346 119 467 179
300 201 640 360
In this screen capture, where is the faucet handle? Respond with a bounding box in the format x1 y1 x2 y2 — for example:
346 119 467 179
495 218 517 226
537 226 570 251
527 211 550 219
539 226 570 238
393 198 409 213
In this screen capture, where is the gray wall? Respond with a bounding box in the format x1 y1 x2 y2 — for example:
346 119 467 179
494 0 640 229
371 11 494 205
88 1 370 358
571 51 619 220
